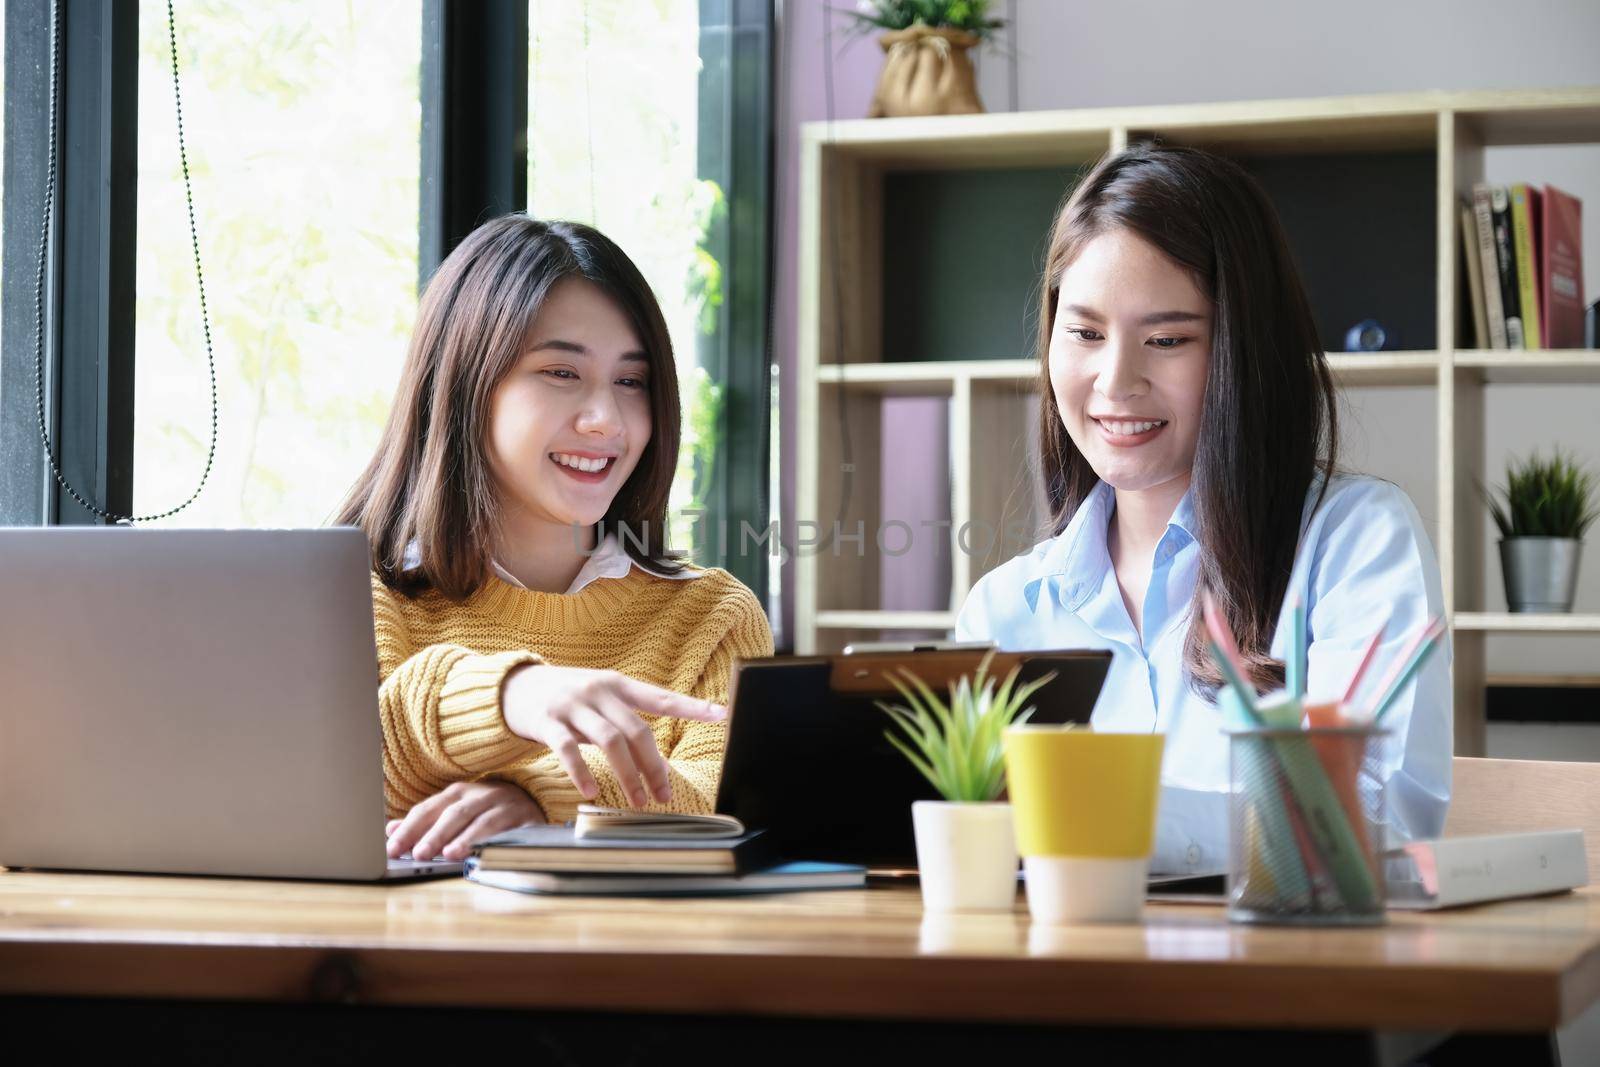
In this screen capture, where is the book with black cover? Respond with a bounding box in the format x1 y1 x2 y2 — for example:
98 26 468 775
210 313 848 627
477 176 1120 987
1491 185 1525 349
472 824 779 876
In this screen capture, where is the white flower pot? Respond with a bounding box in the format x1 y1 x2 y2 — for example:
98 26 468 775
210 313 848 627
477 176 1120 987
912 800 1019 912
1022 854 1150 924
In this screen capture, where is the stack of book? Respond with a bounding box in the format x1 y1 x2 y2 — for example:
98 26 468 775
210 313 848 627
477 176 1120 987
1460 183 1587 350
465 806 866 896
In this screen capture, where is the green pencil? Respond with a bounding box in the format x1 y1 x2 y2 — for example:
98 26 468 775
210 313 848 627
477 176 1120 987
1371 620 1446 723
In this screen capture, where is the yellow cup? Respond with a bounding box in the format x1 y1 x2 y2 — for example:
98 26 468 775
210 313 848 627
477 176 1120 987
1003 726 1165 923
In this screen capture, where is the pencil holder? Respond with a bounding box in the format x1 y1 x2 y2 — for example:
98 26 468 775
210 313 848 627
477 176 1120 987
1226 725 1389 926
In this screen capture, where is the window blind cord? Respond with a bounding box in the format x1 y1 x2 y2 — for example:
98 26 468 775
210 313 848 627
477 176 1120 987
33 0 218 524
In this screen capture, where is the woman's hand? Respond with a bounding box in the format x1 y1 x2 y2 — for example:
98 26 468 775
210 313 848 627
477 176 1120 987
386 779 545 862
501 664 726 809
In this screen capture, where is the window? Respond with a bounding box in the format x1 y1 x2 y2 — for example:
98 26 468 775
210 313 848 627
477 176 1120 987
527 1 772 599
3 1 771 610
133 1 422 526
527 0 710 534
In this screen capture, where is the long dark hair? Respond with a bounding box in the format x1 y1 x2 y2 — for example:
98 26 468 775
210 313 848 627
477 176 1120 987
336 216 685 598
1036 144 1338 694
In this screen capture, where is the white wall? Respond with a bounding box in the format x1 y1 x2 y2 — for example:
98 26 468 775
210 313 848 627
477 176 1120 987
976 0 1600 113
972 0 1600 677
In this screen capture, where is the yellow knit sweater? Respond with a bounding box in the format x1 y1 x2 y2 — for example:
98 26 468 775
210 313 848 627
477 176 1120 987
372 565 773 824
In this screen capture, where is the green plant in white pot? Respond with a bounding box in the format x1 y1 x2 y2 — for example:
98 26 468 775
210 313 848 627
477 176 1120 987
878 652 1054 912
1484 451 1599 613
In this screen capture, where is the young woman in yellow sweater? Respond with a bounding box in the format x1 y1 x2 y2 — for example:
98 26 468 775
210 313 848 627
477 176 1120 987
336 217 773 862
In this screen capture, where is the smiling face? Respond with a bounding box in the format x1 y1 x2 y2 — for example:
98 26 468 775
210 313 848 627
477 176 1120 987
1048 227 1213 500
486 277 653 533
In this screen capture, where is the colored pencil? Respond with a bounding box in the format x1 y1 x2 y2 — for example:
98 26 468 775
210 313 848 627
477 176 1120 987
1369 618 1447 724
1361 617 1436 716
1287 595 1307 702
1210 639 1264 721
1339 621 1388 708
1202 591 1259 715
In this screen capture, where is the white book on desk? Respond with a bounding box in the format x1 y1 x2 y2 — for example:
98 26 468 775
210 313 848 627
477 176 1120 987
1385 829 1588 910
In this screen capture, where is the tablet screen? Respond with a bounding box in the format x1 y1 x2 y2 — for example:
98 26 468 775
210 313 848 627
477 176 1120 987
715 650 1112 870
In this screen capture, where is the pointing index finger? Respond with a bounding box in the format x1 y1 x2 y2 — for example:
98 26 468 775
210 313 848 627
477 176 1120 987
615 675 727 723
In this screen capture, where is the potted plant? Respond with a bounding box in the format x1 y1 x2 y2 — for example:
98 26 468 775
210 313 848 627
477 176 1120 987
878 651 1054 911
1484 450 1599 613
847 1 1005 118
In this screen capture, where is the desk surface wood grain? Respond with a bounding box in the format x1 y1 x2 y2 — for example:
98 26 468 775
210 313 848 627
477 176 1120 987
2 870 1598 1032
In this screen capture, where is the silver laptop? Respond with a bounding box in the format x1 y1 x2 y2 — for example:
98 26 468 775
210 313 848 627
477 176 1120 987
0 527 459 881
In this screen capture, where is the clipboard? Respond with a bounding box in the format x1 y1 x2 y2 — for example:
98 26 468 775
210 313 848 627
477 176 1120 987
713 648 1112 873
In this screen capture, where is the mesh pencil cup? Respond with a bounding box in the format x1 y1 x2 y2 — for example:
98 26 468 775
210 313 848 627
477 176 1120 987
1225 724 1389 926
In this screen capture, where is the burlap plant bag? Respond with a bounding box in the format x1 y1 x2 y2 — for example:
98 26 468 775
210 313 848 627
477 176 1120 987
867 25 984 118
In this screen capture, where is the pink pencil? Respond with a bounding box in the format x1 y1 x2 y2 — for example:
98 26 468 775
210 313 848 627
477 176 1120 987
1362 616 1441 720
1339 621 1388 708
1201 591 1252 685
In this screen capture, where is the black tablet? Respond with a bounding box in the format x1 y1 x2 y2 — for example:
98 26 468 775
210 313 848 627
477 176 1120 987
714 648 1112 872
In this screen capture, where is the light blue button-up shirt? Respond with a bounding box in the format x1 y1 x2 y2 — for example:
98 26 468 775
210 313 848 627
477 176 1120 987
956 474 1452 874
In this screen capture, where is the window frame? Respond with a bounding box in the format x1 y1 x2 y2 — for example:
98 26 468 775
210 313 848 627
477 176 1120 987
419 0 527 281
695 0 775 598
1 0 139 526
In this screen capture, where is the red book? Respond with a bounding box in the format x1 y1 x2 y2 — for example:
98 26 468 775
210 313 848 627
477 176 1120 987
1541 185 1585 349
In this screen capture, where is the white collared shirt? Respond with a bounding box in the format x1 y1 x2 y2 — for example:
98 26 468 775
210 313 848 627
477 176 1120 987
402 533 701 595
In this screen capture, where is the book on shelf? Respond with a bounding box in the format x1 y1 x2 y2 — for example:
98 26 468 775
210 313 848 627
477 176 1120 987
1509 184 1543 349
1385 829 1588 910
1471 184 1509 350
1464 183 1586 352
1459 200 1489 350
1541 185 1586 349
1490 185 1525 349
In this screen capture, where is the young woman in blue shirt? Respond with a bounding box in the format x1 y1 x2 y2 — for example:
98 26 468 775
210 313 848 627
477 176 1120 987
956 144 1451 874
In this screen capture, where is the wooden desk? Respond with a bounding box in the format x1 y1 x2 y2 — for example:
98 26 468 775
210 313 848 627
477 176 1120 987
2 871 1595 1063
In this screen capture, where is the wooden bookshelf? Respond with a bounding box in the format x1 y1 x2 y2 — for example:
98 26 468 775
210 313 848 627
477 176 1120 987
815 610 958 631
817 353 1443 390
1452 351 1600 384
1486 673 1600 688
796 87 1600 755
1327 352 1442 387
1454 613 1600 634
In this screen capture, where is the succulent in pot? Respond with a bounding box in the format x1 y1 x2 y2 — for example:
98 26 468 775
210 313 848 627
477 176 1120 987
878 651 1054 911
1483 450 1598 613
